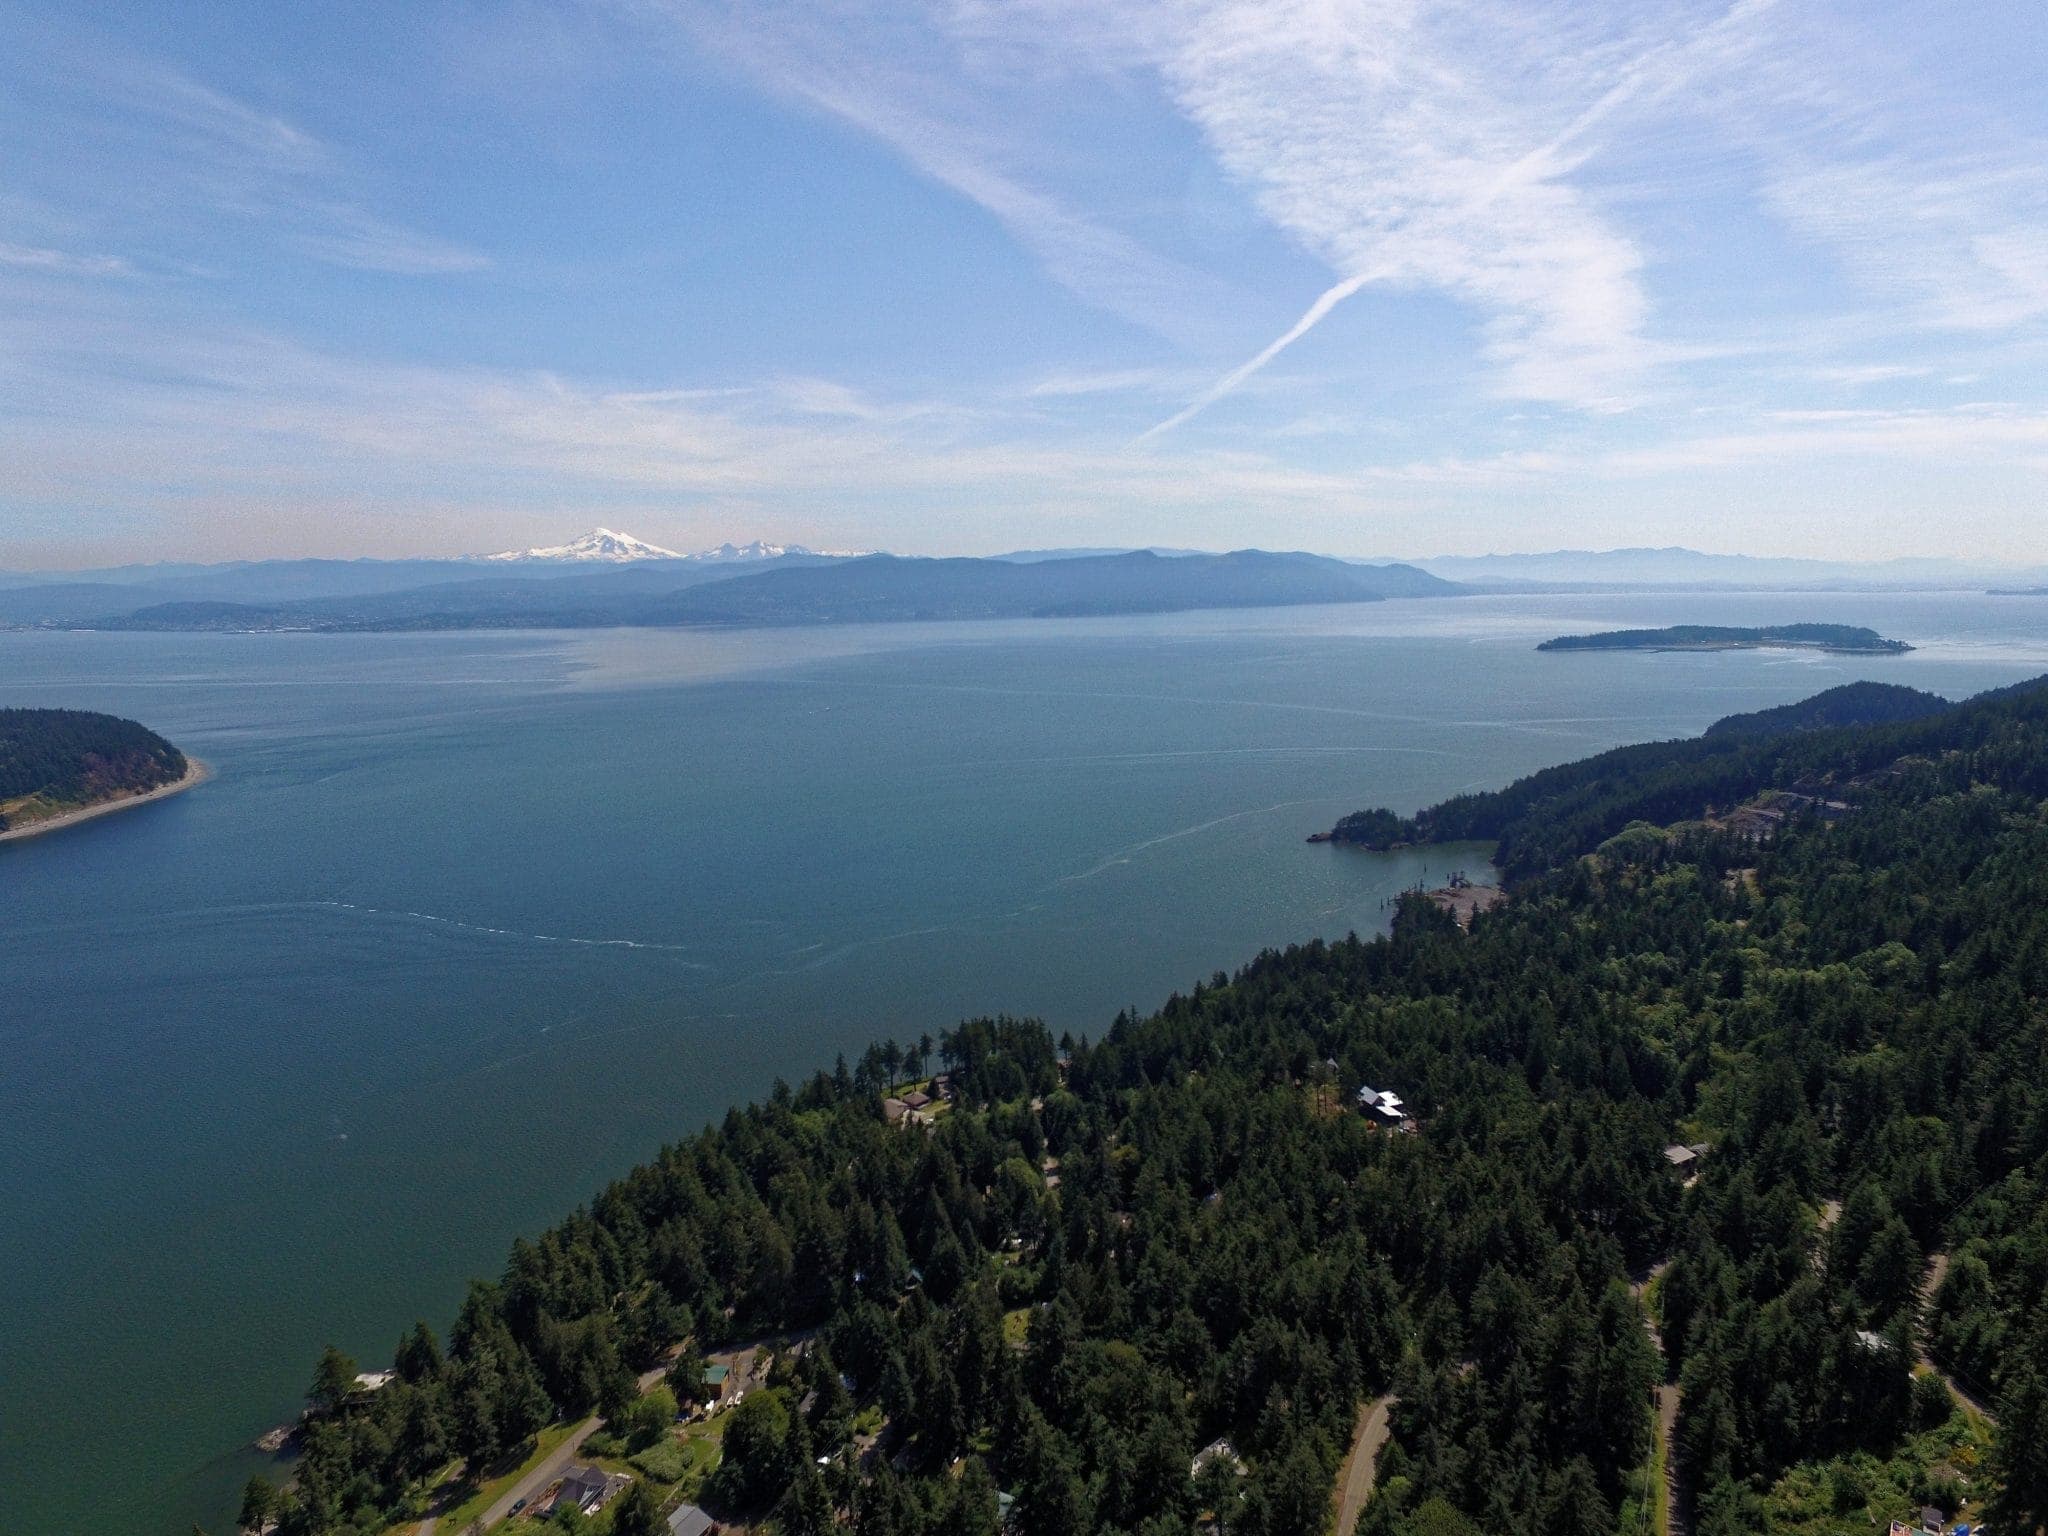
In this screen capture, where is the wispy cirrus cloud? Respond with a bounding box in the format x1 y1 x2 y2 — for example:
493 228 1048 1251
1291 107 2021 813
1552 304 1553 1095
7 269 2044 566
0 242 132 278
0 27 487 279
6 2 2047 565
1128 0 1782 433
120 62 492 275
629 0 1248 349
1761 156 2048 332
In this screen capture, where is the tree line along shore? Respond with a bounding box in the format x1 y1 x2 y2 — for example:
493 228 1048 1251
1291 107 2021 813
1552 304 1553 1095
0 707 194 839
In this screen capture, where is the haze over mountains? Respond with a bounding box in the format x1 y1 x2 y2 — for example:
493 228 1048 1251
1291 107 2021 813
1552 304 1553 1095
1405 546 2048 589
0 534 1458 633
3 531 2043 635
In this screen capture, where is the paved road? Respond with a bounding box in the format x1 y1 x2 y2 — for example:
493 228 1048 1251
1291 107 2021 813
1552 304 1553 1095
419 1360 675 1535
1332 1396 1395 1536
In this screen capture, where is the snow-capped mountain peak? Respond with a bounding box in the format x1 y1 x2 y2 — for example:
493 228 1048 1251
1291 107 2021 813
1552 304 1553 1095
480 528 683 563
685 539 799 563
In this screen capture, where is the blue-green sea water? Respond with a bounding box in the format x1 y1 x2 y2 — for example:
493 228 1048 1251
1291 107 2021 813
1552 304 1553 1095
3 590 2044 1534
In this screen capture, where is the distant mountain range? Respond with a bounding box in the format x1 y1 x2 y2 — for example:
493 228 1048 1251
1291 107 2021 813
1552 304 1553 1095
1405 546 2048 589
9 533 2043 635
0 531 857 628
475 529 866 564
993 543 2048 589
0 545 1461 633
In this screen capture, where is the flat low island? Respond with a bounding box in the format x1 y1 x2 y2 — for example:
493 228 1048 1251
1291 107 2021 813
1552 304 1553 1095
1536 622 1911 654
0 707 201 841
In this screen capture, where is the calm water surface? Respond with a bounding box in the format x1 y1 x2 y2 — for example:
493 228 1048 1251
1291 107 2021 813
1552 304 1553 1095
2 590 2043 1534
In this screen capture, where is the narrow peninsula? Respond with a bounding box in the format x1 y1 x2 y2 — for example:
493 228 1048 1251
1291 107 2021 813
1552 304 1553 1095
1536 622 1911 654
0 707 200 841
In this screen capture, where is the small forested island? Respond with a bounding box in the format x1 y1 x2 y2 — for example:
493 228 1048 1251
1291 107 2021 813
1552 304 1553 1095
242 675 2048 1536
0 707 195 838
1537 623 1911 654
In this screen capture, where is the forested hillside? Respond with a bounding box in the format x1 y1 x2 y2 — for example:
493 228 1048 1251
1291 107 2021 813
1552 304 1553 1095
261 678 2048 1536
1701 681 1949 739
1322 678 2042 878
0 707 187 830
82 550 1461 632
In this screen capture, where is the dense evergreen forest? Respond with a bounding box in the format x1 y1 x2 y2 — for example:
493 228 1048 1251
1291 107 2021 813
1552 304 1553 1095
1325 678 2027 878
1700 682 1949 740
0 706 186 829
260 675 2048 1536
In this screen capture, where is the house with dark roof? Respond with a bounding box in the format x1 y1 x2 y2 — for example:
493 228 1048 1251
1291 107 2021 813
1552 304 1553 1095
548 1464 630 1517
1725 804 1788 843
667 1503 719 1536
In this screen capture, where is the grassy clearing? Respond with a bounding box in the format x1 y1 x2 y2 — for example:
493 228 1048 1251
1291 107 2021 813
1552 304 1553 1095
1759 1409 1993 1536
429 1420 583 1532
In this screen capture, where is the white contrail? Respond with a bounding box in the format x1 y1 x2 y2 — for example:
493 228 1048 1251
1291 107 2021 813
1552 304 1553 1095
1136 0 1777 442
1134 266 1387 444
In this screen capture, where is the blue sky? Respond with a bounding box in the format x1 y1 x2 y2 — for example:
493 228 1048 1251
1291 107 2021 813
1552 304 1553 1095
2 0 2045 567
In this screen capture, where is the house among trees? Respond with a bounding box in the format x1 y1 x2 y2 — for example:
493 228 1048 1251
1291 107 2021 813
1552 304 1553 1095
882 1096 910 1124
1356 1086 1410 1128
666 1503 719 1536
1776 790 1852 821
548 1464 630 1517
1663 1143 1708 1179
901 1088 932 1111
1190 1436 1244 1477
1725 803 1788 843
701 1362 732 1402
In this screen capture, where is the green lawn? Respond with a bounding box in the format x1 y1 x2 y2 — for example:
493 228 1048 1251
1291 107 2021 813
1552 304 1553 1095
421 1419 584 1533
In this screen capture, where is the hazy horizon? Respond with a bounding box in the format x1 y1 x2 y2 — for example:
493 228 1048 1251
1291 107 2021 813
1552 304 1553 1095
6 529 2048 579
